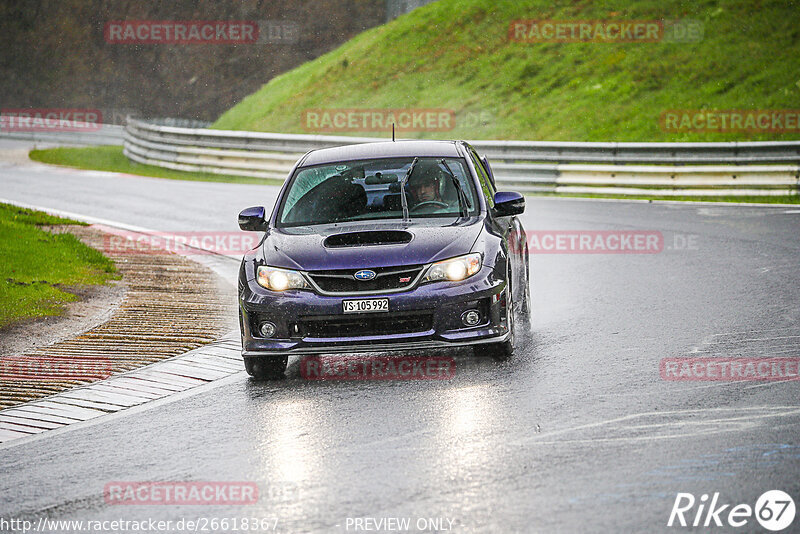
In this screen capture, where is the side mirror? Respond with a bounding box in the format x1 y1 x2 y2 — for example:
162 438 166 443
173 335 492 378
238 206 267 232
492 192 525 217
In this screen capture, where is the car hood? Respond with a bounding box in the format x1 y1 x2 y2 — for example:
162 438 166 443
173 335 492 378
260 218 484 271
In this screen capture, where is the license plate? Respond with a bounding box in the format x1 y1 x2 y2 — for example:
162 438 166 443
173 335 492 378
343 298 389 313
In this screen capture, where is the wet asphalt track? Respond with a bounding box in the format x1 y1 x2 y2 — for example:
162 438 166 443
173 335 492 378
1 148 800 532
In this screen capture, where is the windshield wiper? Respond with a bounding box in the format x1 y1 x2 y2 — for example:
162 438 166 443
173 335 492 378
400 157 418 223
440 158 469 219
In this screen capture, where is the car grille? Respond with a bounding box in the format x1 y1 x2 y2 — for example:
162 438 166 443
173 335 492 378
307 264 424 294
293 311 433 338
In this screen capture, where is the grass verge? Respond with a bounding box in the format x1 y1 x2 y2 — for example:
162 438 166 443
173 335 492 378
29 146 283 185
0 203 119 328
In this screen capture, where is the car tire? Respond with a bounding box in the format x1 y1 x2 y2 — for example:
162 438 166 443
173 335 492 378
518 251 532 338
244 357 288 380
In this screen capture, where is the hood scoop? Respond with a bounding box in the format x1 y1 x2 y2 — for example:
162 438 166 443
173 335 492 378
324 230 412 248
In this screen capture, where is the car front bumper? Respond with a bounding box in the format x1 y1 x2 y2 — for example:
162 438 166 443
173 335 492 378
239 265 510 358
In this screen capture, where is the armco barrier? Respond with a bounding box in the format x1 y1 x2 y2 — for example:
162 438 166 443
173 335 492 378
118 118 800 195
0 123 125 146
0 116 207 148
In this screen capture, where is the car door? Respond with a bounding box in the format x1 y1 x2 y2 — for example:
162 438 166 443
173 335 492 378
466 145 528 305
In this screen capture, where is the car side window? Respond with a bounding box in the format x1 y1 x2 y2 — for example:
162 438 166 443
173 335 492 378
468 148 494 208
480 156 497 193
283 166 332 216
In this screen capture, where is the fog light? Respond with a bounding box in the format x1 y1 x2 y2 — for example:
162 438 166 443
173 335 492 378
462 310 481 327
259 321 277 338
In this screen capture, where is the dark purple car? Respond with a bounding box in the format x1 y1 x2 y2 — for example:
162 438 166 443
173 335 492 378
237 140 530 378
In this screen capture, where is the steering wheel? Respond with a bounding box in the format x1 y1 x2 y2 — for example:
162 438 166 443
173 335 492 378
410 200 448 212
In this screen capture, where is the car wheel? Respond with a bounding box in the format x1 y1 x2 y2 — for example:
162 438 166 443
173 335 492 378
244 357 288 380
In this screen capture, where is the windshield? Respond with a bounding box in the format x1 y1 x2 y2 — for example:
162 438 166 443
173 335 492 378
276 157 478 227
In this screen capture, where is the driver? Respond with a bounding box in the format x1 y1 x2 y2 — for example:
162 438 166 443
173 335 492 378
409 164 445 205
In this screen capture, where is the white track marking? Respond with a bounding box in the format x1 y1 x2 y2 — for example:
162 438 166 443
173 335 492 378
510 406 800 446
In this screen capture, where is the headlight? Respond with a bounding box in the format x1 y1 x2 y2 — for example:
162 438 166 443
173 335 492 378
422 253 482 283
256 266 308 291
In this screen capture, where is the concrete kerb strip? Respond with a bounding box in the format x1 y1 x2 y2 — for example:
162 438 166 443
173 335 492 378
0 331 242 444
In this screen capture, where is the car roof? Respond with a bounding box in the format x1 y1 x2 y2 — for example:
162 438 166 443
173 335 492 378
300 140 463 167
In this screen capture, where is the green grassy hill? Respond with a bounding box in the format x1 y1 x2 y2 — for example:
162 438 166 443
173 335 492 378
212 0 800 141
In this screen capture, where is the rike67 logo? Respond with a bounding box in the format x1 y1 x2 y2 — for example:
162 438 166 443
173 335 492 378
668 490 796 531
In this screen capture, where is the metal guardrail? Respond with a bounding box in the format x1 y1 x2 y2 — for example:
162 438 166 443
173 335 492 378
118 117 794 196
0 116 207 147
0 124 125 146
